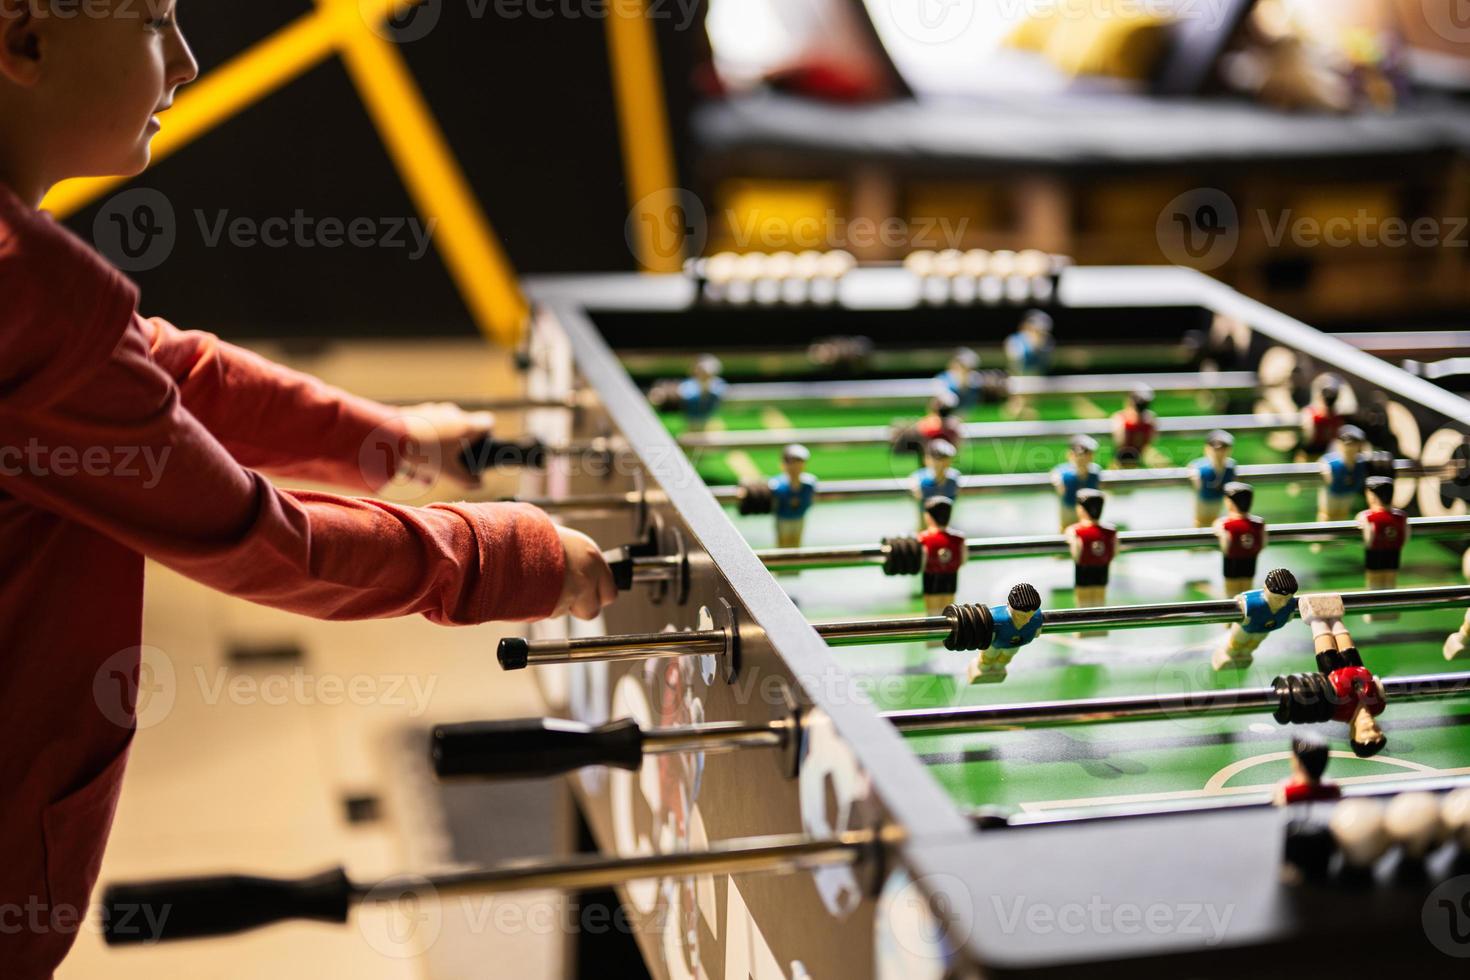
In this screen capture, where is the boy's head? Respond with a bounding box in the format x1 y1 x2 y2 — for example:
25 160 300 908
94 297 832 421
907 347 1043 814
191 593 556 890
1126 384 1154 414
948 347 979 373
0 1 197 198
1068 434 1097 465
1021 309 1052 337
693 354 721 382
1337 425 1367 456
1315 374 1343 410
928 390 959 419
1291 733 1330 783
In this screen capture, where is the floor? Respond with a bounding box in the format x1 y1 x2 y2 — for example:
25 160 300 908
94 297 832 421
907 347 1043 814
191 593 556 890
59 339 568 979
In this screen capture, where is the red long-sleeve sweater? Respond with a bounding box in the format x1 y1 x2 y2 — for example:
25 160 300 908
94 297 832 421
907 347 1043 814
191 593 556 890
0 184 564 976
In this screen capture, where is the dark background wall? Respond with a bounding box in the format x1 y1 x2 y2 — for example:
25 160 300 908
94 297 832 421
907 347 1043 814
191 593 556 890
61 1 705 339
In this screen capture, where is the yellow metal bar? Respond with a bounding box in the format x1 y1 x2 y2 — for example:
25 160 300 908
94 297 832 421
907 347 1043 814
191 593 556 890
605 0 684 272
43 9 344 217
327 0 529 345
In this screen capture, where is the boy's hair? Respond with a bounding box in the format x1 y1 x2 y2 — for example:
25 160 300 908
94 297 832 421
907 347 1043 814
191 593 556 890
1292 734 1330 780
1007 583 1042 613
1224 482 1254 512
1338 425 1366 446
781 444 810 464
1206 429 1235 450
694 354 722 376
1318 375 1342 406
1263 568 1299 596
1076 488 1105 521
1128 385 1154 411
923 496 954 526
1069 434 1099 456
1365 476 1393 504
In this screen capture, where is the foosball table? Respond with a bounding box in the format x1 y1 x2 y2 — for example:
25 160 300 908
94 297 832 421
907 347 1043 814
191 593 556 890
102 260 1470 977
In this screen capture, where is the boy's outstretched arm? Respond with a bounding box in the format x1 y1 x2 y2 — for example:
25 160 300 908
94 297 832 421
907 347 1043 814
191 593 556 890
140 316 486 493
2 311 586 624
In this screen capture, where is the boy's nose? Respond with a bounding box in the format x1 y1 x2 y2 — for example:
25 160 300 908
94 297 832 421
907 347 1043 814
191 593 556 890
167 29 201 88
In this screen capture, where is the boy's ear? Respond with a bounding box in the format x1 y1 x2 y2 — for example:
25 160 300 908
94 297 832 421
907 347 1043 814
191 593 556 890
0 0 43 87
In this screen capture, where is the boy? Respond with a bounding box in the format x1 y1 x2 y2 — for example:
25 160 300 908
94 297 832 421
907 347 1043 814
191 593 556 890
1299 373 1345 460
1299 594 1388 758
1273 734 1340 806
1356 476 1409 594
966 583 1044 685
0 5 614 974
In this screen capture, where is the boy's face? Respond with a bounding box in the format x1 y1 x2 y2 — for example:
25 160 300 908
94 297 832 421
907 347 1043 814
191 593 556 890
1010 607 1035 628
2 1 198 184
783 457 804 479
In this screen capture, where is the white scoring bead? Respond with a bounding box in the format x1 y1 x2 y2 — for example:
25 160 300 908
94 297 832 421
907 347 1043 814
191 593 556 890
793 250 824 281
1016 249 1051 278
904 250 937 277
765 251 796 280
1329 797 1390 868
819 250 856 278
704 251 739 286
1441 787 1470 849
988 250 1017 277
734 251 768 282
1384 791 1446 859
961 249 991 278
933 249 965 278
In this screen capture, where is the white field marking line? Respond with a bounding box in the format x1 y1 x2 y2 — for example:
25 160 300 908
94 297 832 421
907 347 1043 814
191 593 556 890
1016 755 1465 813
760 406 794 431
1070 396 1106 420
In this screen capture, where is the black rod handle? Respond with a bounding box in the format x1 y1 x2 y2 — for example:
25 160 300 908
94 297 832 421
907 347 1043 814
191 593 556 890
431 718 645 780
460 437 548 474
101 868 352 945
604 546 634 591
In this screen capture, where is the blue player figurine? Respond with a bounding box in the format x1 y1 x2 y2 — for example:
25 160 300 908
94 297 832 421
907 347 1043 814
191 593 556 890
967 583 1045 685
1005 310 1054 376
678 354 727 433
771 444 818 548
1318 425 1370 521
935 347 982 410
1189 430 1237 528
1050 435 1102 533
909 439 960 529
1213 567 1299 671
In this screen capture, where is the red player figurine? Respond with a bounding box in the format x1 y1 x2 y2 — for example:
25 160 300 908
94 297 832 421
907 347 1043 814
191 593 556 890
1300 593 1388 758
1357 476 1409 600
1273 734 1342 807
1213 482 1267 597
1110 384 1157 469
1299 373 1345 460
919 496 965 617
1065 489 1117 609
915 391 965 451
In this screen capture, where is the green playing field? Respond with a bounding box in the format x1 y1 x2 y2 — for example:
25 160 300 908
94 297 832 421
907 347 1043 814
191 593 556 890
650 385 1470 820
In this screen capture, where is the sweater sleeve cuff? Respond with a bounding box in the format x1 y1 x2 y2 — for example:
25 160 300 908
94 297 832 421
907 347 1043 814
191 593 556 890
456 502 565 623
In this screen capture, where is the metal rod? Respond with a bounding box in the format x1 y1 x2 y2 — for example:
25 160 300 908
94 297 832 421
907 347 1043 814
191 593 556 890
750 515 1470 573
366 830 880 900
643 720 791 755
504 585 1470 668
678 413 1298 451
705 459 1444 505
714 370 1259 405
884 671 1470 735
